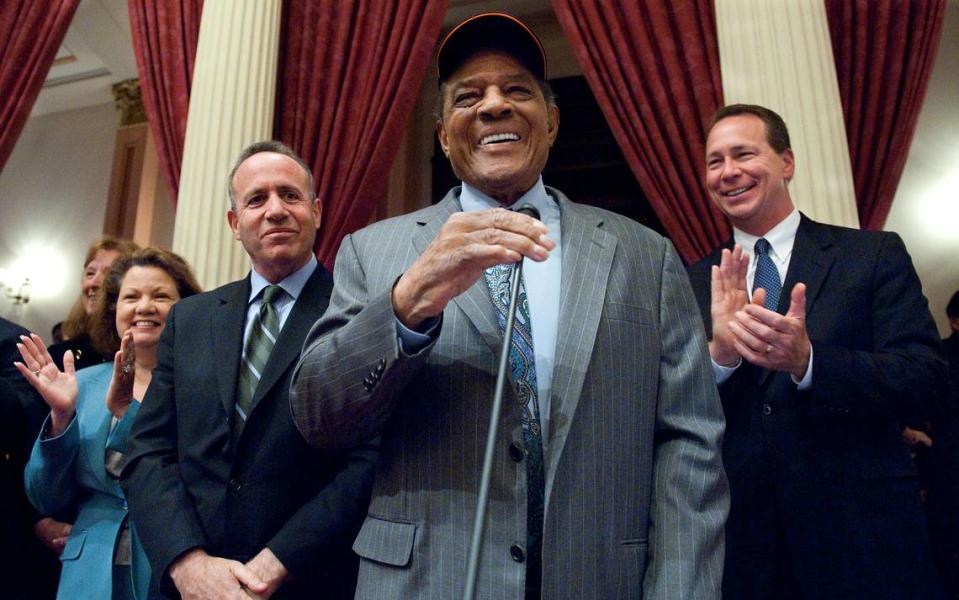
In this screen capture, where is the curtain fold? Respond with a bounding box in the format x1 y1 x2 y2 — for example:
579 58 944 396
825 0 946 231
276 0 447 268
550 0 728 263
128 0 204 206
0 0 80 173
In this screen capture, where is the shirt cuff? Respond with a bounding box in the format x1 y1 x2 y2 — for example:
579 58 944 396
395 316 441 354
712 357 741 384
791 344 813 389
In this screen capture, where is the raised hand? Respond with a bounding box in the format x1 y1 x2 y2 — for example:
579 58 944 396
14 333 77 436
392 208 553 329
105 330 136 418
709 244 749 366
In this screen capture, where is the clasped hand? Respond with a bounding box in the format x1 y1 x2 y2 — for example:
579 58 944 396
392 208 553 329
171 548 288 599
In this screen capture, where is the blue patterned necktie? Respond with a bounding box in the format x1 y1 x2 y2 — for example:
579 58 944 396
753 238 782 311
484 263 545 592
236 285 283 429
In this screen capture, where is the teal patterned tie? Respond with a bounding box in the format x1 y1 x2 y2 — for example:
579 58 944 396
236 285 283 427
484 263 545 593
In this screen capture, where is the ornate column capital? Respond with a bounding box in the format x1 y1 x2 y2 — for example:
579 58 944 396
112 78 147 126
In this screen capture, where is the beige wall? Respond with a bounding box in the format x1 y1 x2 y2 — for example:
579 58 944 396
0 102 120 338
884 0 959 337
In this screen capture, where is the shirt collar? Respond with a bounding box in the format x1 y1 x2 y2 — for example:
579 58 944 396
733 208 800 263
248 255 317 304
459 177 555 219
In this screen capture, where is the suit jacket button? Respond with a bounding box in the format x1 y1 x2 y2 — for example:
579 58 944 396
762 404 773 416
508 443 524 463
510 544 525 563
228 478 242 492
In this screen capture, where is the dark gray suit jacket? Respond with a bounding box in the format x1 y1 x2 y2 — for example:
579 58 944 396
291 188 728 599
122 266 378 599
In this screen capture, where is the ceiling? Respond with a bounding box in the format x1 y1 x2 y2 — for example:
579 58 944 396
35 0 138 116
34 0 557 117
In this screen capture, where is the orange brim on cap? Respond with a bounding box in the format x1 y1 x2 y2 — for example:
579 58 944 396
436 12 547 84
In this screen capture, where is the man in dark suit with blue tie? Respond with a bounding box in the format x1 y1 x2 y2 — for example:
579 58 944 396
121 142 377 599
688 104 947 599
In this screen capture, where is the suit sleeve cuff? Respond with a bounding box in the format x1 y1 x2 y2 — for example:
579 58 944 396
791 344 813 389
395 315 441 354
712 357 740 384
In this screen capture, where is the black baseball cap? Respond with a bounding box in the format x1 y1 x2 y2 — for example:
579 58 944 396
437 12 547 85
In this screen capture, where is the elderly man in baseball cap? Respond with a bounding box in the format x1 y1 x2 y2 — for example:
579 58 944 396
291 13 727 599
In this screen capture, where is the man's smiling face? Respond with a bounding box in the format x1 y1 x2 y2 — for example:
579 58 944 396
227 152 320 283
705 114 795 236
437 50 559 204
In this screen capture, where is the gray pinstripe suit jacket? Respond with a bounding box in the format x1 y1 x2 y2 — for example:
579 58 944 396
291 187 728 599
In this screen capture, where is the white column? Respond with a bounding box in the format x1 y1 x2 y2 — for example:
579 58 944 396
172 0 282 288
714 0 859 228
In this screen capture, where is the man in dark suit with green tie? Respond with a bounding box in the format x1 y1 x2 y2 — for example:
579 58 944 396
122 142 377 599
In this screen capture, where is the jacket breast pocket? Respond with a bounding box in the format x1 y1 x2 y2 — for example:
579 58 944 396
352 515 417 568
60 530 87 562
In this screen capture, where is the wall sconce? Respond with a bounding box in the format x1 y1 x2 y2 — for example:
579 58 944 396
1 245 69 306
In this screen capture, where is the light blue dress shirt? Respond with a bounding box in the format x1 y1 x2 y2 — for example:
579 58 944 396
396 178 562 442
245 256 317 344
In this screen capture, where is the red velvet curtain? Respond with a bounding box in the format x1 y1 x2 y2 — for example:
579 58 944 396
0 0 80 173
128 0 204 206
551 0 728 264
825 0 946 231
276 0 447 268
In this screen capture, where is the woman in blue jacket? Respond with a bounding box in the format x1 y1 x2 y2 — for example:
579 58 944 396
18 248 201 599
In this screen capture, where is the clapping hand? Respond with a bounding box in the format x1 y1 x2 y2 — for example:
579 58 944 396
14 333 77 436
709 244 749 366
730 283 812 379
105 330 136 418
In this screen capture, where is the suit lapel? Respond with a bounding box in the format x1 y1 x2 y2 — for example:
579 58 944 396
212 280 248 419
414 191 504 357
780 215 834 318
545 191 616 496
247 266 333 414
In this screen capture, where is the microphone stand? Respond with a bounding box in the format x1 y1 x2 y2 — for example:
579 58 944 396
464 205 540 600
464 259 524 600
